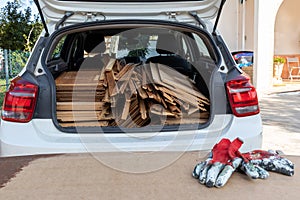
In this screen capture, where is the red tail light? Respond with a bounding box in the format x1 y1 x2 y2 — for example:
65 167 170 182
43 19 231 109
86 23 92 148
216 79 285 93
226 75 259 117
1 77 38 123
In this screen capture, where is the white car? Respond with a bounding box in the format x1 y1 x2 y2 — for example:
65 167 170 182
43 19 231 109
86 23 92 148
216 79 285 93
0 0 262 157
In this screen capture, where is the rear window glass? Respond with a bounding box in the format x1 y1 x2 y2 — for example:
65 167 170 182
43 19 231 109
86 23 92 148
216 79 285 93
47 27 216 66
50 35 67 60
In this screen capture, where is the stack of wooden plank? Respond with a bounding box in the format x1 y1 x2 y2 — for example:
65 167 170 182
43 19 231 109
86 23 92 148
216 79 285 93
55 59 210 128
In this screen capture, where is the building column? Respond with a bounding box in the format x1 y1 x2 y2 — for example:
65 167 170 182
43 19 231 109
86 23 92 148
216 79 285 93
253 0 284 95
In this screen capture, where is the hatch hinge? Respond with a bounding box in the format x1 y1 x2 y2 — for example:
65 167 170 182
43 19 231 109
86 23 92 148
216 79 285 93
83 12 106 22
85 12 96 22
166 12 178 21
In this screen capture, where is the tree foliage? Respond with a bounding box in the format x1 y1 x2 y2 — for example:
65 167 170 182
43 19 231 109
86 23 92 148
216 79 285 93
0 0 42 51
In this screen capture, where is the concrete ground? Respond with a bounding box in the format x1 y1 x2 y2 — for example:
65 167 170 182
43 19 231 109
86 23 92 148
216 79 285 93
0 153 298 200
260 81 300 155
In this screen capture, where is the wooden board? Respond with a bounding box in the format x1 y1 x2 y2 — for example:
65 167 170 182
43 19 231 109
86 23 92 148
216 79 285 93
55 61 210 128
163 118 208 125
60 121 109 127
56 102 106 111
57 111 113 122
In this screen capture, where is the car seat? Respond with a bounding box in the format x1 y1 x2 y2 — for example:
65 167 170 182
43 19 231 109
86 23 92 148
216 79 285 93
146 33 191 75
78 32 107 71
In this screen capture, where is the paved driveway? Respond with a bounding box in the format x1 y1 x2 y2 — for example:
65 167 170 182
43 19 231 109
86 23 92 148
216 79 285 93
260 91 300 155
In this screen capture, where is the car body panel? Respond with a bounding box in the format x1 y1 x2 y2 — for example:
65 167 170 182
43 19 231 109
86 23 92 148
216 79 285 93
39 0 221 24
0 114 262 157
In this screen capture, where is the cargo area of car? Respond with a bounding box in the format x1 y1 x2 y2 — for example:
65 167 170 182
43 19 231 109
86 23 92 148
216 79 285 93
48 25 215 130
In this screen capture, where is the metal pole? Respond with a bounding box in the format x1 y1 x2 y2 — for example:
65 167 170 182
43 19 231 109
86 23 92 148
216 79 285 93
4 49 9 90
241 0 246 50
9 49 12 77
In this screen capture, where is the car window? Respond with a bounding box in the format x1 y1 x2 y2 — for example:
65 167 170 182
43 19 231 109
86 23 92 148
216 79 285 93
50 35 67 60
113 33 158 59
192 33 211 57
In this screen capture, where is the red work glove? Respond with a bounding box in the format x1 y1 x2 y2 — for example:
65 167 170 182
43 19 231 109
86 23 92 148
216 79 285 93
192 138 243 188
239 150 294 179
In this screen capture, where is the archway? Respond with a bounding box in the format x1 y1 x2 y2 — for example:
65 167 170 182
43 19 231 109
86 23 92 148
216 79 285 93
252 0 284 94
274 0 300 80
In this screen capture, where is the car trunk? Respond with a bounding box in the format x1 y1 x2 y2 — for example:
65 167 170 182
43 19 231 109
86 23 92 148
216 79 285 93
46 24 216 131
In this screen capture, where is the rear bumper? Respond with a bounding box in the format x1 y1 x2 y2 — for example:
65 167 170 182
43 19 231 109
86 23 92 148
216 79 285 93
0 114 262 157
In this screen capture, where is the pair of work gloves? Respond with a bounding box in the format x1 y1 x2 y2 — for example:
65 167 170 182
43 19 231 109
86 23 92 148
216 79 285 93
192 138 294 188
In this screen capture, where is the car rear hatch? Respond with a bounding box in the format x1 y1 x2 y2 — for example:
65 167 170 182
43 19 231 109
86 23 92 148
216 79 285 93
35 0 222 33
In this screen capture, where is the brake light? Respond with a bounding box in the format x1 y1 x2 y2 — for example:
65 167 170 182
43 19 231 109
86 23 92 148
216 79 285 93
1 77 38 123
226 75 259 117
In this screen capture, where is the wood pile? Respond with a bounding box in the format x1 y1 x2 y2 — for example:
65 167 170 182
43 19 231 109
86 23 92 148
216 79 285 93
55 59 210 128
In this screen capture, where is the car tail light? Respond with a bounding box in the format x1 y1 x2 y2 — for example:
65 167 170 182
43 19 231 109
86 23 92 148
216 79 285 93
226 75 259 117
1 77 38 123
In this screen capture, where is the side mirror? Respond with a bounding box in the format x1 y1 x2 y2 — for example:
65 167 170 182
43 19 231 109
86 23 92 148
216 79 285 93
231 51 253 68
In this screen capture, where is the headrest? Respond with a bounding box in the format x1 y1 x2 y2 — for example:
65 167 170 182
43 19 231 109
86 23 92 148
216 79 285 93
84 33 105 53
156 34 178 55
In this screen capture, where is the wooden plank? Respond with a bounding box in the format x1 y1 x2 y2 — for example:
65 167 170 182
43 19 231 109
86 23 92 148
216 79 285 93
99 105 110 119
56 97 103 102
56 102 105 111
136 87 148 99
158 64 208 100
168 104 181 113
164 118 208 125
57 111 114 122
156 86 199 107
173 98 189 111
188 106 200 115
119 78 131 94
118 67 135 94
56 71 103 86
103 89 110 103
99 67 106 81
104 58 116 72
60 121 109 127
121 93 131 120
116 60 122 72
161 92 174 103
150 104 176 117
142 68 148 89
129 79 137 95
149 62 163 85
56 84 105 91
115 63 135 80
56 92 105 101
150 89 162 103
182 111 209 119
139 98 147 120
149 63 209 103
105 71 118 96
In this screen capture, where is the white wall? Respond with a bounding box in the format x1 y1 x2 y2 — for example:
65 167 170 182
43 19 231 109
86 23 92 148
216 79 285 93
275 0 300 55
218 0 239 51
245 0 254 50
218 0 254 52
